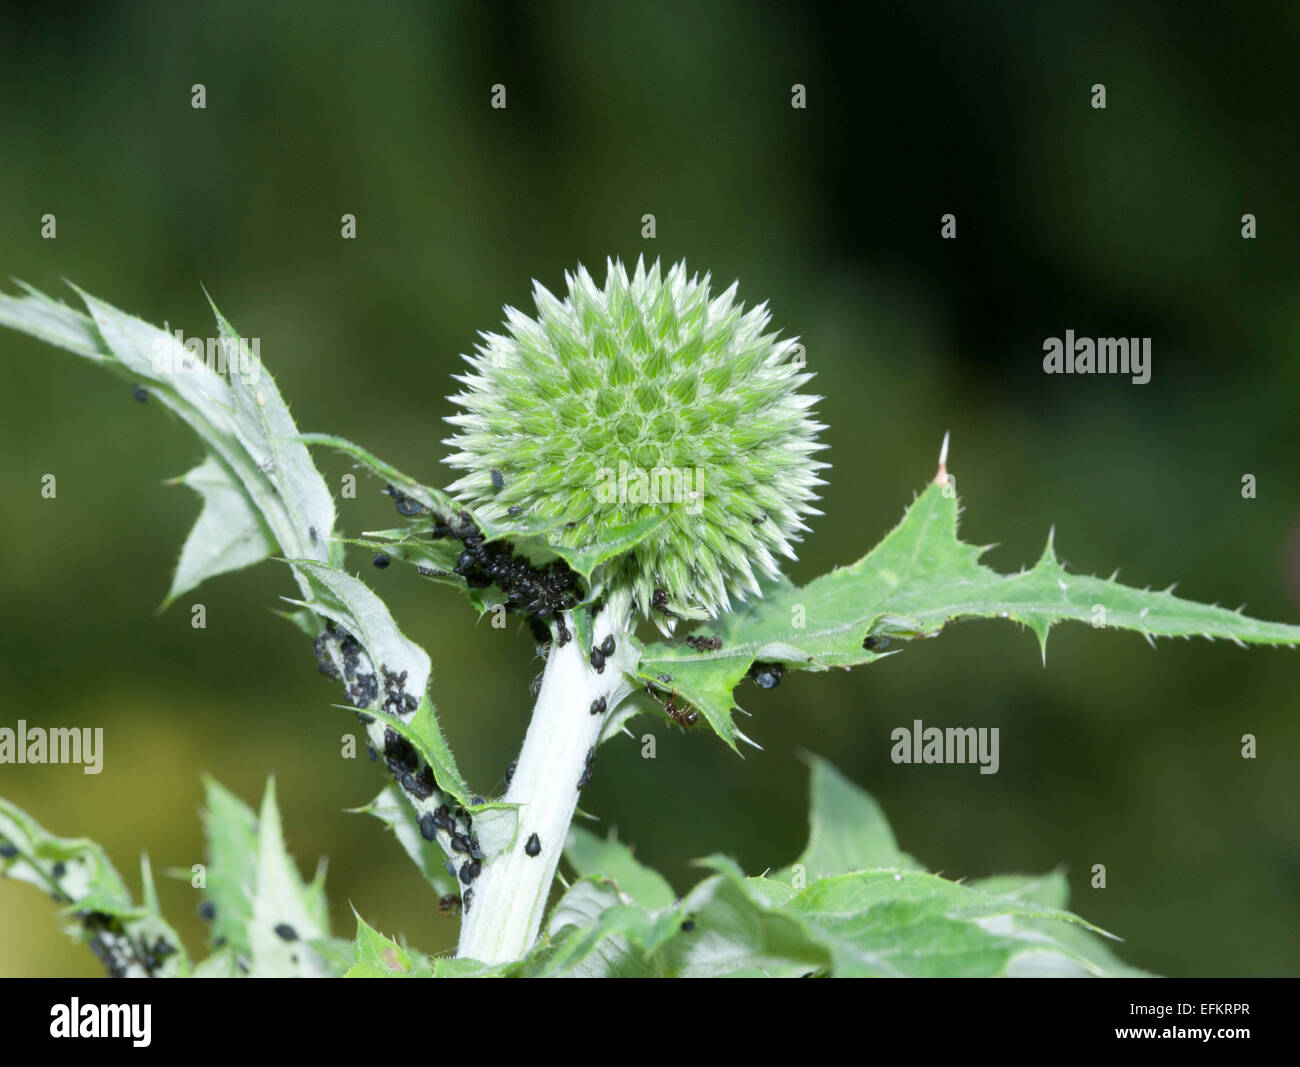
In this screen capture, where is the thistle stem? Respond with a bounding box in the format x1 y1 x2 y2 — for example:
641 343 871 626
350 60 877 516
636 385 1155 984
456 606 633 964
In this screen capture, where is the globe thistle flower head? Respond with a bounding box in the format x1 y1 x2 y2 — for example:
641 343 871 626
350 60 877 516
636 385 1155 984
443 257 827 629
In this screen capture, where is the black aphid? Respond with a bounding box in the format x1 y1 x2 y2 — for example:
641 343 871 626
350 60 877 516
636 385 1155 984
366 743 377 762
451 834 470 853
51 861 66 879
471 794 485 806
749 661 784 689
524 832 541 857
589 647 605 673
432 806 453 832
445 859 457 877
460 860 481 884
198 899 216 921
657 673 674 683
308 526 317 543
490 468 505 491
599 634 615 657
274 923 298 942
589 696 606 716
373 552 391 569
680 920 695 932
463 888 474 913
507 505 523 516
503 760 516 789
418 812 438 843
385 484 429 518
862 634 890 652
577 746 596 789
0 841 17 858
132 384 147 403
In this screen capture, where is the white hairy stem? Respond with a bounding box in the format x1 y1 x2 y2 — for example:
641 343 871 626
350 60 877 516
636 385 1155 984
456 605 634 965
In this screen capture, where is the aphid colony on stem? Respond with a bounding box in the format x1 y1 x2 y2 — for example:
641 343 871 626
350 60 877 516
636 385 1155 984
326 376 801 940
387 487 583 636
80 909 177 978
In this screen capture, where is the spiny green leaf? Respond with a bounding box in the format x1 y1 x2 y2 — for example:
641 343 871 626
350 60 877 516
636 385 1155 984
524 878 659 977
205 299 337 563
638 477 1300 749
0 796 190 977
346 912 432 977
785 752 919 879
565 826 675 910
513 755 1143 978
0 281 111 360
433 956 514 978
0 795 130 906
165 455 275 607
199 777 259 959
247 778 337 977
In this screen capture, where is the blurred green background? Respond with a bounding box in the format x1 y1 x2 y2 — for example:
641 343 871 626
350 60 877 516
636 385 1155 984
1 1 1297 977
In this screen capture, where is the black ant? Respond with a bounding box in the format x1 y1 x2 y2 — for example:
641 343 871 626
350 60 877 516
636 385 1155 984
644 684 699 727
651 587 678 618
685 634 723 652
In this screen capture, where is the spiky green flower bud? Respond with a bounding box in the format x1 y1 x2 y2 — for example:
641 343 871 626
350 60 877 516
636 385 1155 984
443 257 827 625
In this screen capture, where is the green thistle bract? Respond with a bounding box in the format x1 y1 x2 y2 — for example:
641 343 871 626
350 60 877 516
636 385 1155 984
443 258 827 626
